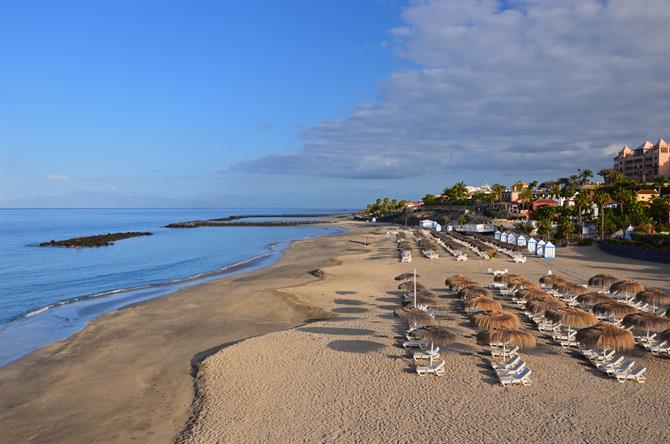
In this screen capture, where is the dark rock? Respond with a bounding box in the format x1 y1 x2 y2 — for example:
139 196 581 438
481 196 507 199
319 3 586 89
309 269 324 278
40 232 152 248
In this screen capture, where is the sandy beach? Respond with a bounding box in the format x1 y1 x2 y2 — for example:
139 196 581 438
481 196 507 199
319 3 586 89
1 223 669 443
180 228 669 443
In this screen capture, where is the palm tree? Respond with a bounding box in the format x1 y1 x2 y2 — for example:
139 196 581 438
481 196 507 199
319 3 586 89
450 181 469 202
491 183 506 202
558 214 575 246
549 186 561 199
580 169 593 184
574 191 592 239
519 188 533 211
593 190 611 239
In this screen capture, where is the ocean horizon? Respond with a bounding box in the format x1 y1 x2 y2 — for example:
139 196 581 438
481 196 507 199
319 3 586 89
0 208 349 366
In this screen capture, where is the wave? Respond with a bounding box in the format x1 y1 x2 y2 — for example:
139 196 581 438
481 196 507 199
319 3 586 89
8 245 280 326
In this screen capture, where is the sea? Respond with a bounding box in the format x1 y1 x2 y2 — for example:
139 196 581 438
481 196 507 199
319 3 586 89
0 208 348 366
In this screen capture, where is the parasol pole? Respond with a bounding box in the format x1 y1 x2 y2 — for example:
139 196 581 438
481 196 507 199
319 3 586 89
413 268 417 308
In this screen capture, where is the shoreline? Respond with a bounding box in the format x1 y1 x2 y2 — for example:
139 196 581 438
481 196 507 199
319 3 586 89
0 225 346 367
0 222 371 443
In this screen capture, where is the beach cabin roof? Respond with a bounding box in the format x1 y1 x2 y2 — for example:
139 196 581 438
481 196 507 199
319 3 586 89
545 241 555 247
517 235 526 240
528 237 536 243
537 239 546 245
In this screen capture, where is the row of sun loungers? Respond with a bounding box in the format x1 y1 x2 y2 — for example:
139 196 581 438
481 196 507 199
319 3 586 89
440 231 491 260
489 356 532 386
580 348 647 383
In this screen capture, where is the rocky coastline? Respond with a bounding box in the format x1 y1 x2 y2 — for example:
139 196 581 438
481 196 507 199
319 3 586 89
39 232 153 248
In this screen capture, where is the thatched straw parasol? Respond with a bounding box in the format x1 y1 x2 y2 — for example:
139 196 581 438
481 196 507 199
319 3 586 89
395 272 420 281
458 286 492 300
403 289 438 306
526 298 566 315
506 276 536 290
471 310 521 331
494 273 520 284
576 292 616 308
588 274 619 291
539 274 566 287
463 296 502 312
545 307 597 335
414 325 458 363
635 290 670 308
555 282 589 296
576 323 635 351
658 329 670 343
609 280 645 299
395 307 434 326
398 281 425 292
515 289 551 301
476 328 536 349
445 275 476 291
622 312 670 340
592 302 639 319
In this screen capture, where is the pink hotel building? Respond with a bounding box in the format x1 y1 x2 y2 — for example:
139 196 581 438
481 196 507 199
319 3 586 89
613 138 670 181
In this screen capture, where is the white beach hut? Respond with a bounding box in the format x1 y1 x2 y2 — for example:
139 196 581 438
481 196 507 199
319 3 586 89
544 241 556 259
494 229 502 240
624 225 634 240
507 233 517 245
517 235 527 247
527 237 537 254
536 240 546 256
500 232 509 243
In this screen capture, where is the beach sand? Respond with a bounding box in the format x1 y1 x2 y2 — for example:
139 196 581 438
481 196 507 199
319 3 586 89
180 229 670 443
1 224 668 443
0 223 365 444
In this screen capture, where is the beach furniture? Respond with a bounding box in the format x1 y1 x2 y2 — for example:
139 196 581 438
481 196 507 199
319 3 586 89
413 349 440 363
614 365 647 383
495 360 526 376
490 356 522 371
605 359 635 376
647 340 669 354
403 339 428 349
416 359 446 376
596 354 624 370
499 368 532 386
490 345 519 358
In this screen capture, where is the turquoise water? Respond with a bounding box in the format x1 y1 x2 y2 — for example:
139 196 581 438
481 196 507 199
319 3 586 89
0 208 347 365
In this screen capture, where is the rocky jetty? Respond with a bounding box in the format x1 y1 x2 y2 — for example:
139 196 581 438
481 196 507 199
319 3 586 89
165 213 346 228
40 232 153 248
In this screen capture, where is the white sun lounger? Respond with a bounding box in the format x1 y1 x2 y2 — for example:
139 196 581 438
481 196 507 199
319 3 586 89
413 348 440 362
605 359 635 376
614 365 647 383
490 356 522 371
495 360 527 376
499 368 532 386
403 340 428 349
490 345 519 358
596 355 624 370
416 359 446 376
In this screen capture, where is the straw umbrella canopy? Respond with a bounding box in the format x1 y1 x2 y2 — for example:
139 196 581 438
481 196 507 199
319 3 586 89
576 292 616 309
463 296 502 312
471 310 521 331
526 298 566 315
539 274 566 287
545 307 597 335
576 323 635 351
395 272 420 281
592 302 638 319
476 328 536 349
635 290 670 308
506 276 536 290
398 281 425 292
494 273 520 284
588 274 619 291
445 275 476 291
404 289 438 306
622 313 670 340
609 280 645 299
556 282 590 297
515 289 551 301
414 326 458 363
458 286 493 300
658 329 670 343
395 307 434 326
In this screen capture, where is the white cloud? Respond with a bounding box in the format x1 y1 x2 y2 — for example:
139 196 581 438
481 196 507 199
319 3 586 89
46 174 72 181
235 0 670 179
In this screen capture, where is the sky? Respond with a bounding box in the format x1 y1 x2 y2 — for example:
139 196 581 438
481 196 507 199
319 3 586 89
1 0 669 208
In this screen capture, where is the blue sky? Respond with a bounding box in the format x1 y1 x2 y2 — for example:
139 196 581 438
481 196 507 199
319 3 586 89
1 0 669 208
